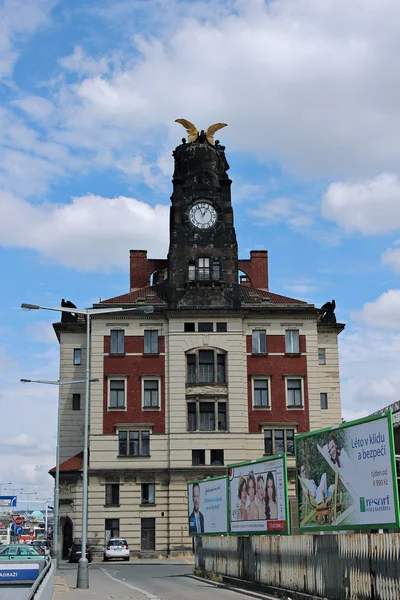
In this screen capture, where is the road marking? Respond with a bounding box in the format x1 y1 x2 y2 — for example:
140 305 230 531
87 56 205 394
100 567 160 599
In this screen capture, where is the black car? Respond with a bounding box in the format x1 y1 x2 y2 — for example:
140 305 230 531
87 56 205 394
68 543 93 563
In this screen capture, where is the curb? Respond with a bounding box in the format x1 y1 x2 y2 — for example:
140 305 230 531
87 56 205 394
186 573 281 600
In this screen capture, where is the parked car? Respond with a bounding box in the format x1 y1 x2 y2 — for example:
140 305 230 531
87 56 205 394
103 538 129 561
68 542 92 563
31 540 51 556
0 544 42 557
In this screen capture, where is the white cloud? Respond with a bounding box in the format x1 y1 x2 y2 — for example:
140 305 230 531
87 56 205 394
0 0 57 79
381 246 400 273
322 173 400 235
350 289 400 329
25 321 59 344
53 0 400 177
14 95 55 124
0 191 169 271
59 46 110 77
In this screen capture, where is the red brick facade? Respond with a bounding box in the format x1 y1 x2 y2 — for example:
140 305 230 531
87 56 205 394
246 334 309 434
103 335 166 434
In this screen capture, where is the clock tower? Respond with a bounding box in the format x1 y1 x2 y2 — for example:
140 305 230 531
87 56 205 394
167 123 240 308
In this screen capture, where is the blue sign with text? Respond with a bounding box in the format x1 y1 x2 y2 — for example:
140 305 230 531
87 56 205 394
0 496 17 507
0 563 40 583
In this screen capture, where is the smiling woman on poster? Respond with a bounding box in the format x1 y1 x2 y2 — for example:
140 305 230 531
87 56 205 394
256 474 265 518
265 472 278 520
246 472 259 520
237 475 248 520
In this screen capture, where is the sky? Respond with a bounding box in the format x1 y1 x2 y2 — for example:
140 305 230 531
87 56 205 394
1 0 400 505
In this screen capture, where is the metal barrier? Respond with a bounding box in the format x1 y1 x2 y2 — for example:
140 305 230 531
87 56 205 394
27 557 54 600
196 533 400 600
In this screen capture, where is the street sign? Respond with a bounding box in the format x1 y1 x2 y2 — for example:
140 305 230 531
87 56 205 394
10 523 15 532
15 525 23 536
0 563 40 583
0 496 17 507
13 516 23 526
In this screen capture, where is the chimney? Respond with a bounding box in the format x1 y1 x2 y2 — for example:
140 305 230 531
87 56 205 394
130 250 150 291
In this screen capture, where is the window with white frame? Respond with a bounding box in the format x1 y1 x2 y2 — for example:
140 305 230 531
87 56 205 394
118 430 150 456
264 429 295 455
252 330 267 353
109 379 126 409
142 378 160 408
110 329 125 354
318 348 326 365
144 330 158 354
320 392 328 409
252 378 270 408
73 348 81 365
285 329 300 354
187 400 227 432
286 377 303 408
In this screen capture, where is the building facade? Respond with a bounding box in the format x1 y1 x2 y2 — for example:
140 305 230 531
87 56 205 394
52 129 344 557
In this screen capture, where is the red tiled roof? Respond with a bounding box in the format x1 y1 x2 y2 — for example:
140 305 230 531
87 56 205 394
101 284 167 305
101 283 309 307
49 452 83 475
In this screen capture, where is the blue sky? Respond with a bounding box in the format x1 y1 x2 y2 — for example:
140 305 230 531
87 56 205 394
1 0 400 504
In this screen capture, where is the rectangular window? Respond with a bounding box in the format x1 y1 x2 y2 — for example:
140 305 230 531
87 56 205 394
210 449 224 465
252 330 267 353
118 431 127 456
253 379 269 407
216 322 227 332
118 430 150 456
320 392 328 409
72 393 80 411
144 330 158 354
184 322 195 332
318 348 326 365
199 350 214 383
200 402 215 431
264 430 273 455
105 518 119 539
212 261 221 281
287 378 303 407
218 402 227 431
198 322 213 332
187 354 196 384
187 402 227 432
192 449 206 466
264 429 295 455
217 354 226 383
274 429 284 453
110 330 124 354
110 380 125 409
188 403 196 431
143 380 159 408
105 484 119 506
198 257 210 280
73 348 81 365
285 329 300 353
141 483 155 505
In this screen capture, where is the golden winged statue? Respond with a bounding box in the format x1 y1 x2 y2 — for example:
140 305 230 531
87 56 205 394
175 118 227 144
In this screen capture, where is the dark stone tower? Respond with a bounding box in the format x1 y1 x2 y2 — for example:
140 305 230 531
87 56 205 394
167 127 239 308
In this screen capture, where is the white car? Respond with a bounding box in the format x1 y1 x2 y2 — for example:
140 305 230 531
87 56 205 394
103 538 129 561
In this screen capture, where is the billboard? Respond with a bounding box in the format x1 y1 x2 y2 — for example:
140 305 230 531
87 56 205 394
187 476 227 536
296 412 400 532
228 454 290 535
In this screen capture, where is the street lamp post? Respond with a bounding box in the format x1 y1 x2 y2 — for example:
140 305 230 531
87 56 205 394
21 377 99 567
21 302 154 588
22 492 38 512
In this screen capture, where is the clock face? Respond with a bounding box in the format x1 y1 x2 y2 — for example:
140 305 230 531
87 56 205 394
188 201 218 229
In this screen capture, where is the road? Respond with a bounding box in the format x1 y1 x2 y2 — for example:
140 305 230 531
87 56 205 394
56 560 261 600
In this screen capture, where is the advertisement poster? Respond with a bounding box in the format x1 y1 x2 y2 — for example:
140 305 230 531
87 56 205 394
296 412 400 532
228 455 290 535
187 476 227 536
